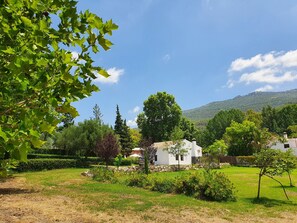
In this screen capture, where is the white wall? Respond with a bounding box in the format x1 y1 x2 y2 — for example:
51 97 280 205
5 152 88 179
155 148 169 165
270 139 297 156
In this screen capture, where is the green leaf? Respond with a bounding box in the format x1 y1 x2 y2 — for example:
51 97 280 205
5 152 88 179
2 47 14 54
40 122 56 134
99 69 110 78
0 127 8 142
31 138 45 148
21 16 34 28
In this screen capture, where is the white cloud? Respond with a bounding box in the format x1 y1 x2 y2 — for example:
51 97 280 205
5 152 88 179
227 50 297 89
129 106 140 114
127 117 138 128
94 67 124 84
255 85 274 92
162 54 171 63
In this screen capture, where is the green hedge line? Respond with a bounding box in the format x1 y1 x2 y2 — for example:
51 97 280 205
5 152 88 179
30 148 66 155
28 154 79 159
16 159 90 172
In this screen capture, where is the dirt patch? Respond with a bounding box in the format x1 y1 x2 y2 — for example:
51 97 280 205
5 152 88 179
0 177 296 223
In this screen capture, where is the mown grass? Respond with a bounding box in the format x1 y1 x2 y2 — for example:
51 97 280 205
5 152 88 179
17 166 297 219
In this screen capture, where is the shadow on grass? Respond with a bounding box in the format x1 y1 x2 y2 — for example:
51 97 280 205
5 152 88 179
0 176 36 195
271 185 296 189
0 187 35 195
244 197 297 207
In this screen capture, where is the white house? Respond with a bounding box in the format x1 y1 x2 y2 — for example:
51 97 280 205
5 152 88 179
153 139 202 165
269 133 297 155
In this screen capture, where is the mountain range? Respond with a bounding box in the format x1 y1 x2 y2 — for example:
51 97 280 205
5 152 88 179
183 89 297 121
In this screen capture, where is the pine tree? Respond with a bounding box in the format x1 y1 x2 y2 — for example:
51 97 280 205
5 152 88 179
114 105 133 156
93 104 103 125
114 105 124 136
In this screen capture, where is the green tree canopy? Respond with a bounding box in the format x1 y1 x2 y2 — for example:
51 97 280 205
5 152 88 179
224 120 271 156
179 117 199 141
204 109 245 146
137 92 182 142
54 119 111 157
0 0 117 174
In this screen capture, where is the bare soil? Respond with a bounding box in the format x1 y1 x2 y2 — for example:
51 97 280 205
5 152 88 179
0 177 296 223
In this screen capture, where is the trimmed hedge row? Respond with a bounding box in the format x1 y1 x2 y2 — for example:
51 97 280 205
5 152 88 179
28 154 80 159
30 148 66 155
16 159 90 172
219 155 256 166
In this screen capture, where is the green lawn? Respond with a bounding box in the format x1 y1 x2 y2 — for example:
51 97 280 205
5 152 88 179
17 166 297 219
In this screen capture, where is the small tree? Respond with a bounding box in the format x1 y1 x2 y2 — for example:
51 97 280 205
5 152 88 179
281 149 297 187
205 139 227 168
95 132 120 167
165 127 188 170
255 149 290 200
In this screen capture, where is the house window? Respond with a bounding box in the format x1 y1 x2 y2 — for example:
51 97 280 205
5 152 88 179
155 155 157 161
176 154 179 160
284 143 290 148
181 155 184 161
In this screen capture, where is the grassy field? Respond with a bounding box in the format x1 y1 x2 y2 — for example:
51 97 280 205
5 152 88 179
8 166 297 222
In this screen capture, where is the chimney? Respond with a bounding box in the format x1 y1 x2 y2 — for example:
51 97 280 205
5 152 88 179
284 132 288 140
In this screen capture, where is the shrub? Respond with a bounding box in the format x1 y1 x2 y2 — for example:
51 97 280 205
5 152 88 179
120 158 132 166
200 170 236 202
91 167 117 183
174 173 202 198
125 173 149 188
16 159 88 172
150 178 175 193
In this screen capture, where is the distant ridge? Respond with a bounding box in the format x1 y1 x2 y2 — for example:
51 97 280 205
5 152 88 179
183 89 297 121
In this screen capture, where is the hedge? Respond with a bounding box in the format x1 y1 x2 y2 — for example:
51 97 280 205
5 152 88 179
30 148 66 155
16 159 90 172
28 154 79 159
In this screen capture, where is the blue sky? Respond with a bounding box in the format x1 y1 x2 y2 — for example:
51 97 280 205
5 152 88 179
73 0 297 127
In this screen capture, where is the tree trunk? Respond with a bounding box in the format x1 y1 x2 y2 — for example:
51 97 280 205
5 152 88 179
257 171 262 199
288 171 293 187
265 174 289 200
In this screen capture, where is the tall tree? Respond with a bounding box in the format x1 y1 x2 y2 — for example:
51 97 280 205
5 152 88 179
179 117 199 141
93 104 103 124
277 104 297 133
130 129 142 148
204 109 245 146
121 120 133 156
114 105 124 137
224 120 271 156
0 0 117 176
137 92 182 142
261 106 279 133
245 109 262 128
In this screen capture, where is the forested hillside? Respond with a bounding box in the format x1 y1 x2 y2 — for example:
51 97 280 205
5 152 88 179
183 89 297 121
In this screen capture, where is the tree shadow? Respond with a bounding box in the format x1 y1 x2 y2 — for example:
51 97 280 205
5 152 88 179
0 176 36 195
271 185 296 189
0 187 35 195
244 197 297 207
